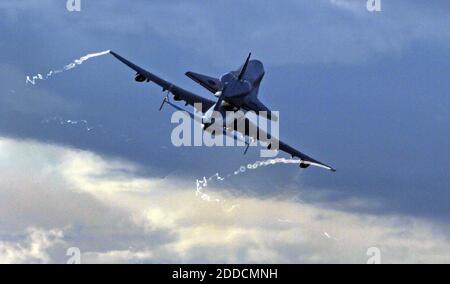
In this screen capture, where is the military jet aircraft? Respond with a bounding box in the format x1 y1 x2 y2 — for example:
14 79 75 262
110 51 336 172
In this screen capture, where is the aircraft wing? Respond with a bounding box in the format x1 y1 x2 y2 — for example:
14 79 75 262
110 51 216 113
242 97 279 121
240 118 336 172
185 71 222 93
277 140 336 172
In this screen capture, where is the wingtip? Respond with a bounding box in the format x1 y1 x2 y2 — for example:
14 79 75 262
110 50 125 60
109 50 126 62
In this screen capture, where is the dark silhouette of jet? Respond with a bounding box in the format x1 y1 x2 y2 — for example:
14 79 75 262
110 51 335 172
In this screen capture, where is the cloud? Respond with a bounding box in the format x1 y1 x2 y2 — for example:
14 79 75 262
0 228 64 264
101 1 450 65
2 1 449 66
0 137 449 263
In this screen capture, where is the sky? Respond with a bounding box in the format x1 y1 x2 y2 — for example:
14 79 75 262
0 0 449 263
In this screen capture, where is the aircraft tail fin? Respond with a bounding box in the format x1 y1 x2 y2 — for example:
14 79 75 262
185 71 222 94
238 53 252 80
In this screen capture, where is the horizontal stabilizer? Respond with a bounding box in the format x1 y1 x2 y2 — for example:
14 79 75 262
185 71 222 94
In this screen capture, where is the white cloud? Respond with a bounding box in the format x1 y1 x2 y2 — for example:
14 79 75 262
0 137 449 263
90 0 450 65
0 228 64 264
2 1 449 66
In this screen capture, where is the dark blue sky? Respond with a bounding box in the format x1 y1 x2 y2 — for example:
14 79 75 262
0 0 449 224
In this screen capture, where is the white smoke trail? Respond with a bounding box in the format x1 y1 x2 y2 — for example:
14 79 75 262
26 50 111 85
232 158 301 176
196 159 337 241
41 116 100 132
196 174 223 203
195 173 241 212
41 116 136 143
195 158 302 211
